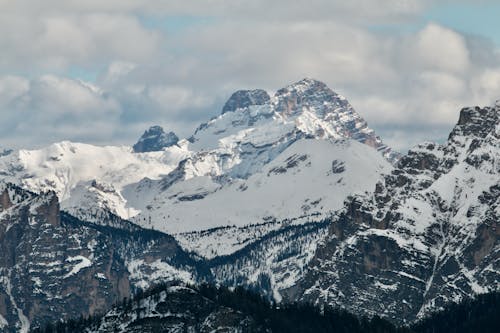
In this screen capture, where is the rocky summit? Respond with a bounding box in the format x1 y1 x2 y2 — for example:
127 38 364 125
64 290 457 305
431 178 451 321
222 89 271 114
132 126 179 153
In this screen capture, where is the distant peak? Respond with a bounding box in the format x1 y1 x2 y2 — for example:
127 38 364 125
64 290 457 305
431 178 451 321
222 89 270 114
274 78 347 118
291 77 328 88
277 78 331 93
133 126 179 153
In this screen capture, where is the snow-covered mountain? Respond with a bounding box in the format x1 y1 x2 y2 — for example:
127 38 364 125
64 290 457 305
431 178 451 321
0 78 395 257
129 139 391 248
0 141 189 221
293 104 499 324
132 126 179 153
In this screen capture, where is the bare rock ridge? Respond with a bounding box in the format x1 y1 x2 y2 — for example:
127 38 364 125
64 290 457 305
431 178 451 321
133 125 179 153
214 78 400 163
275 78 399 161
222 89 271 114
451 105 499 139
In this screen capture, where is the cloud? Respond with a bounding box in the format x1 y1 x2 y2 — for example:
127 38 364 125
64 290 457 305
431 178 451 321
0 75 120 148
410 23 470 74
0 76 29 107
0 12 162 74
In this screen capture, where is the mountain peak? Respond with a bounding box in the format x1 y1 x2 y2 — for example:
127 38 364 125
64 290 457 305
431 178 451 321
449 105 499 140
277 78 332 95
222 89 270 114
287 77 329 90
274 78 348 119
133 125 179 153
190 79 399 163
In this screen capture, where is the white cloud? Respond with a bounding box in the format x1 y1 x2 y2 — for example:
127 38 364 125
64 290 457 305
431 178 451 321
411 23 470 74
0 12 161 73
0 75 120 148
0 0 428 21
470 68 500 103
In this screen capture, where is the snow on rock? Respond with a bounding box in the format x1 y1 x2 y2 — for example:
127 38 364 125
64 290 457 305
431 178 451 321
132 125 179 153
63 256 92 279
0 141 189 220
295 103 500 324
0 184 199 332
85 285 259 332
0 79 397 232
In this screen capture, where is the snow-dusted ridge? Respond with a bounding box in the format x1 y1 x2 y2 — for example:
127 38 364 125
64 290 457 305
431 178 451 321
0 78 397 252
295 104 499 324
131 138 392 235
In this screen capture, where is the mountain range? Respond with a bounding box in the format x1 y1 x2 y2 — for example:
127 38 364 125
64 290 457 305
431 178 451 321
0 78 497 332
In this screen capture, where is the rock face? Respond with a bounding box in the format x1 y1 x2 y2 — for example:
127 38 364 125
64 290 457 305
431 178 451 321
293 105 499 324
191 78 399 162
274 78 399 162
133 126 179 153
221 89 271 114
0 183 201 332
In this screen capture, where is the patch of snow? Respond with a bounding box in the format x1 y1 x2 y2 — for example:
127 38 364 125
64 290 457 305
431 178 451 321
374 281 399 291
127 259 193 290
63 255 92 278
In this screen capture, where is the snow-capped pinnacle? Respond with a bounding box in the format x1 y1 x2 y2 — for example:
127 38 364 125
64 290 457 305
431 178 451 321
133 126 179 153
221 89 271 114
273 78 348 118
281 77 329 92
449 105 499 140
190 78 400 163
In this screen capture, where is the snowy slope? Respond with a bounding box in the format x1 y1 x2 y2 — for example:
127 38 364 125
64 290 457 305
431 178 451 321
129 138 392 237
0 140 190 222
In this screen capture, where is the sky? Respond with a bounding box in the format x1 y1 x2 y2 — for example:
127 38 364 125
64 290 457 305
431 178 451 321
0 0 499 152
